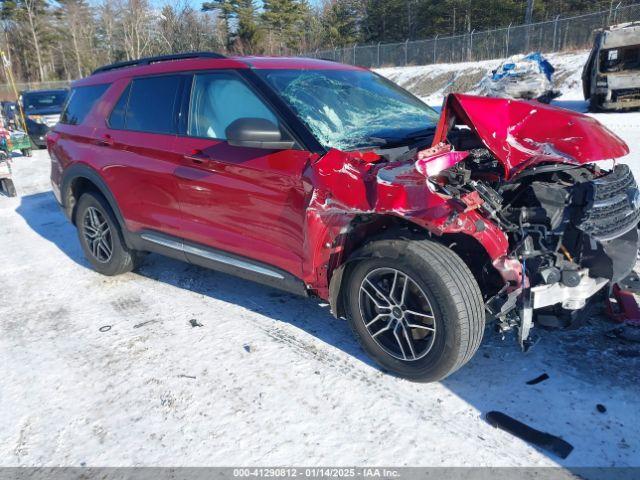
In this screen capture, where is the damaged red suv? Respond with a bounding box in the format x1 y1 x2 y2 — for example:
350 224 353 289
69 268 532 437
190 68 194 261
49 52 640 382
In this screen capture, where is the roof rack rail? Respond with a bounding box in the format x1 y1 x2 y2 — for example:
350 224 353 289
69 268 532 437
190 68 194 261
92 51 227 75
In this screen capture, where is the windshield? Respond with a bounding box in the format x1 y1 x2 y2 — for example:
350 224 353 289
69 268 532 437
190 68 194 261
256 69 439 151
22 91 67 112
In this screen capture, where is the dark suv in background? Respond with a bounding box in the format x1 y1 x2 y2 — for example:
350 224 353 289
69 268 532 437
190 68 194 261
21 89 68 147
49 52 638 382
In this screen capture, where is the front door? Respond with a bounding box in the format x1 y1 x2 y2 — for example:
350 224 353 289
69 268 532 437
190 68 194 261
172 71 311 278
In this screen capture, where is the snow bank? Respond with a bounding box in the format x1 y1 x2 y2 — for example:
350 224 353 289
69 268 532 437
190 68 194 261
376 51 589 105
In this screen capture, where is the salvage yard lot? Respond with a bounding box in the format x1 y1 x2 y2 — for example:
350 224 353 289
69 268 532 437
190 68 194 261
2 150 640 468
1 97 640 467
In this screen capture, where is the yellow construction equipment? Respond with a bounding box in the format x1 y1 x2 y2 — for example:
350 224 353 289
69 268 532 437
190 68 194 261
1 50 27 131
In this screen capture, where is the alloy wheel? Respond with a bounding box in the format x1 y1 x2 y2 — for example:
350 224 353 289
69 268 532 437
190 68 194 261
83 206 113 263
358 267 437 361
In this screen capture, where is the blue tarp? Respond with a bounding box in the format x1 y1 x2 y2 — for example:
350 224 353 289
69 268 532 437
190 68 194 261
491 52 555 82
479 52 558 101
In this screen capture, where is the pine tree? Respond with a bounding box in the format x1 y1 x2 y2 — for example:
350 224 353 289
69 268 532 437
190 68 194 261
321 0 361 48
202 0 235 49
262 0 306 52
202 0 262 53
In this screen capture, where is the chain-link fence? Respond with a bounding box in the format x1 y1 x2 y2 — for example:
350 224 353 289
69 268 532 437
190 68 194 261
306 3 640 68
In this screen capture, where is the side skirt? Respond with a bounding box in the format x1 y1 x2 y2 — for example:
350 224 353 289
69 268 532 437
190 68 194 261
127 230 309 297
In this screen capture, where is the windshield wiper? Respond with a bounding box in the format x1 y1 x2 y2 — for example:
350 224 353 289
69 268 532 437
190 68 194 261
382 128 436 148
345 136 389 149
345 128 436 151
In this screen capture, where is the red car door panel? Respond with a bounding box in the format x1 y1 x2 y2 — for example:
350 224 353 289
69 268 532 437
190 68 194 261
92 128 183 237
170 70 312 277
173 137 310 278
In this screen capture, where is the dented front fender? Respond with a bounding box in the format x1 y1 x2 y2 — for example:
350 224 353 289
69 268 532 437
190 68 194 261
301 145 509 300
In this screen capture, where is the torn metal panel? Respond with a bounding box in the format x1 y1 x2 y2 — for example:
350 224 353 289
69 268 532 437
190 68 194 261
301 143 510 297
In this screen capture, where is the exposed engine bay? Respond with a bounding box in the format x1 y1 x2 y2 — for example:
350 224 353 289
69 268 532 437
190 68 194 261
425 129 640 345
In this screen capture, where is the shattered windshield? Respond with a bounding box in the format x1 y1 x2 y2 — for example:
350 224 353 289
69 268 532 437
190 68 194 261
257 69 440 151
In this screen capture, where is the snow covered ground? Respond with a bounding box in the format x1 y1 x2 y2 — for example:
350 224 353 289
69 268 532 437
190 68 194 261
1 54 640 469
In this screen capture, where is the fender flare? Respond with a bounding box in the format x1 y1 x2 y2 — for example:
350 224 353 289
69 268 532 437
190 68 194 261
60 164 128 235
328 231 418 319
327 227 501 319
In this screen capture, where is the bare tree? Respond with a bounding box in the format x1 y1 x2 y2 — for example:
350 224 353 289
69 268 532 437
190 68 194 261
122 0 154 60
23 0 45 80
56 0 94 77
97 0 121 63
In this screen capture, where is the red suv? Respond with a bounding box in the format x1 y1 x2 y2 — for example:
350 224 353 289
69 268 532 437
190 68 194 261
49 52 639 382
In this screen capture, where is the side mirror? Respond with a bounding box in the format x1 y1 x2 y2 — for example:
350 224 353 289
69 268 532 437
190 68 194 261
225 118 295 150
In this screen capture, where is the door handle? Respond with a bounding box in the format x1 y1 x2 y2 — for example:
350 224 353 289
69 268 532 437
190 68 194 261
184 152 209 165
183 151 221 172
95 134 114 147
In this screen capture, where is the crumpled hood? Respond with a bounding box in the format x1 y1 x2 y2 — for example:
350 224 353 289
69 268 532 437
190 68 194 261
432 93 629 178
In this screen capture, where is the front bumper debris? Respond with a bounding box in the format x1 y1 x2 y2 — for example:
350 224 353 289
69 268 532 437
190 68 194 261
531 270 609 310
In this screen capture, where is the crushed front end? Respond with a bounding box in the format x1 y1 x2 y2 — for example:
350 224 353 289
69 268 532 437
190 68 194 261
426 94 640 345
303 91 638 348
434 150 640 344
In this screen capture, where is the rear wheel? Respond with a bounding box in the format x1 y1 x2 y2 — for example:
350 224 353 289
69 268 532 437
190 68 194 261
344 238 485 382
75 192 139 275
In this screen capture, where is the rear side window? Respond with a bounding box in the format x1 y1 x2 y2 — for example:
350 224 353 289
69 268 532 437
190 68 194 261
113 75 182 134
60 84 109 125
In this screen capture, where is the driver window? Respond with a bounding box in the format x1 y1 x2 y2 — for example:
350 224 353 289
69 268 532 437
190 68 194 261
188 73 278 140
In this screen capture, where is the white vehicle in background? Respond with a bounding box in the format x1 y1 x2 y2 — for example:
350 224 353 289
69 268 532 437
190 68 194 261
583 21 640 111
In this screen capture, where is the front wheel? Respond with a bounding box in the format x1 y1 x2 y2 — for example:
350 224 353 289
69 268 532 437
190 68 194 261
344 238 485 382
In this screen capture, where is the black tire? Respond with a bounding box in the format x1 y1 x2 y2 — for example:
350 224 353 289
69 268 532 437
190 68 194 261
344 238 485 382
75 192 139 276
589 95 604 112
1 178 16 197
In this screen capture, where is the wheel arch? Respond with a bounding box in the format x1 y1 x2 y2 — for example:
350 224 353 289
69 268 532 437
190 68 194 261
327 214 501 318
61 164 129 243
327 215 427 318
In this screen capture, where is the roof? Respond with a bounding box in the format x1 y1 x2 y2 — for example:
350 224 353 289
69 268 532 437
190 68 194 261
601 22 640 49
606 21 640 31
229 56 364 71
75 54 363 87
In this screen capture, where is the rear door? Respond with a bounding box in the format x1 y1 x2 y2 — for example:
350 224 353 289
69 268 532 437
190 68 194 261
92 74 186 238
171 71 312 277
